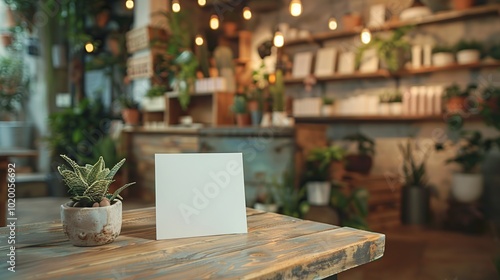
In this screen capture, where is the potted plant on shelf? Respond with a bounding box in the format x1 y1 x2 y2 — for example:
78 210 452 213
432 45 455 67
58 155 136 246
442 83 477 113
142 85 166 112
342 133 376 175
269 69 287 125
356 26 412 73
342 11 363 30
247 88 265 126
452 0 475 10
119 95 140 126
399 139 432 225
480 85 500 130
455 40 483 65
321 96 335 116
437 130 495 203
388 91 403 115
231 94 250 127
303 145 346 206
378 92 391 115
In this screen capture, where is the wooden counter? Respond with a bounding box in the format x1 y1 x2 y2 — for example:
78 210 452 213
0 207 385 279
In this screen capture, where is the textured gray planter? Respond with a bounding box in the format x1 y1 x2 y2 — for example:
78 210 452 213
0 121 32 148
401 185 430 225
61 200 122 246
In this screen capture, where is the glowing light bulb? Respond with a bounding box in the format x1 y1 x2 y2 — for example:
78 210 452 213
195 35 204 46
361 28 372 44
198 0 206 7
210 14 219 30
273 31 284 48
85 42 94 53
172 0 180 13
125 0 134 9
328 17 338 30
243 6 252 20
289 0 302 17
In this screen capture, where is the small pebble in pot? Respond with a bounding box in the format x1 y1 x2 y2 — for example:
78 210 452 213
92 202 100 207
100 198 110 207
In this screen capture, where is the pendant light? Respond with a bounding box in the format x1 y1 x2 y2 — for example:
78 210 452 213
85 42 95 53
361 28 372 44
195 34 204 46
198 0 206 7
125 0 134 10
273 30 284 48
328 17 338 30
172 0 180 13
210 14 220 30
243 6 252 20
289 0 302 17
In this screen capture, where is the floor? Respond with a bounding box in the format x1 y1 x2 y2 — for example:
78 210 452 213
15 197 500 280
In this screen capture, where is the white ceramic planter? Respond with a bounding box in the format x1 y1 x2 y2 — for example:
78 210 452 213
254 203 279 213
456 49 480 65
321 105 333 116
389 103 403 115
451 173 483 203
432 52 455 67
61 200 122 246
378 103 390 115
306 182 331 206
272 111 288 126
142 96 165 112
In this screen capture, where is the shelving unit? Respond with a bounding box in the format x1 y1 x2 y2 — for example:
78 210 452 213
284 4 500 47
294 114 483 124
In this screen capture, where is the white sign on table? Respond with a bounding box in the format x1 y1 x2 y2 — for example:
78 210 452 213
155 153 248 240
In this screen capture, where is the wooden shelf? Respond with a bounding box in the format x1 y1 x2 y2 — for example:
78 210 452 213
294 114 483 124
284 4 500 47
285 61 500 85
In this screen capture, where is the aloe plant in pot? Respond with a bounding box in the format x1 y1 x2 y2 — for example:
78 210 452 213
58 155 136 246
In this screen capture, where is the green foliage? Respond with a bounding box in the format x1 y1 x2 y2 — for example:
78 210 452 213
480 86 500 130
489 44 500 60
443 83 477 99
356 26 413 72
269 171 309 218
46 98 109 159
145 85 167 98
75 136 123 168
379 91 402 103
174 51 198 111
342 133 375 156
454 40 483 52
119 95 139 109
305 145 346 181
58 155 135 207
398 140 431 187
322 96 335 105
0 55 27 117
443 130 496 173
330 183 369 230
231 95 247 114
432 45 454 54
269 70 285 111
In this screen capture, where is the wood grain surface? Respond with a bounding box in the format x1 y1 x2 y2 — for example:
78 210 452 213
0 208 385 279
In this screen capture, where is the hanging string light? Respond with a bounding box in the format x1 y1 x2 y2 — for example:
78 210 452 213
198 0 206 7
195 34 204 46
273 30 284 48
289 0 302 17
172 0 181 13
361 28 372 44
85 42 95 53
210 14 220 30
125 0 134 10
328 17 338 30
243 6 252 20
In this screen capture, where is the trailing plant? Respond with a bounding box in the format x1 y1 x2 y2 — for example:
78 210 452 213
398 139 432 187
432 45 454 54
342 133 375 156
436 130 497 173
145 85 167 99
304 145 346 182
58 155 135 207
269 70 285 111
480 85 500 130
330 182 369 230
356 26 413 72
454 40 483 52
231 95 247 114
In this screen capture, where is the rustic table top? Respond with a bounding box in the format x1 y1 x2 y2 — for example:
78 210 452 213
0 207 385 279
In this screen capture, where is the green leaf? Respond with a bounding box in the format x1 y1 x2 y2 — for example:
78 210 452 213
58 169 87 196
107 158 126 180
84 179 113 203
110 182 136 202
86 156 104 185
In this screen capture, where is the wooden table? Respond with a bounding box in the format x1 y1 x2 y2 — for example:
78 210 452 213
0 149 38 227
0 208 385 279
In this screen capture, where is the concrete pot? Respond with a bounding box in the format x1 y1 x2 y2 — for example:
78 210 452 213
61 200 122 246
254 203 279 213
401 185 430 225
122 109 140 126
453 0 475 10
432 52 455 67
306 182 331 206
456 49 481 65
451 173 483 203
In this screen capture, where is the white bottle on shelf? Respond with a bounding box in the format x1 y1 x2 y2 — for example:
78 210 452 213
434 85 444 115
418 86 427 116
412 45 423 69
409 86 419 115
426 86 435 116
403 88 411 115
423 44 432 67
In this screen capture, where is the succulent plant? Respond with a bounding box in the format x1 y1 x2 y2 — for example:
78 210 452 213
58 155 136 207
